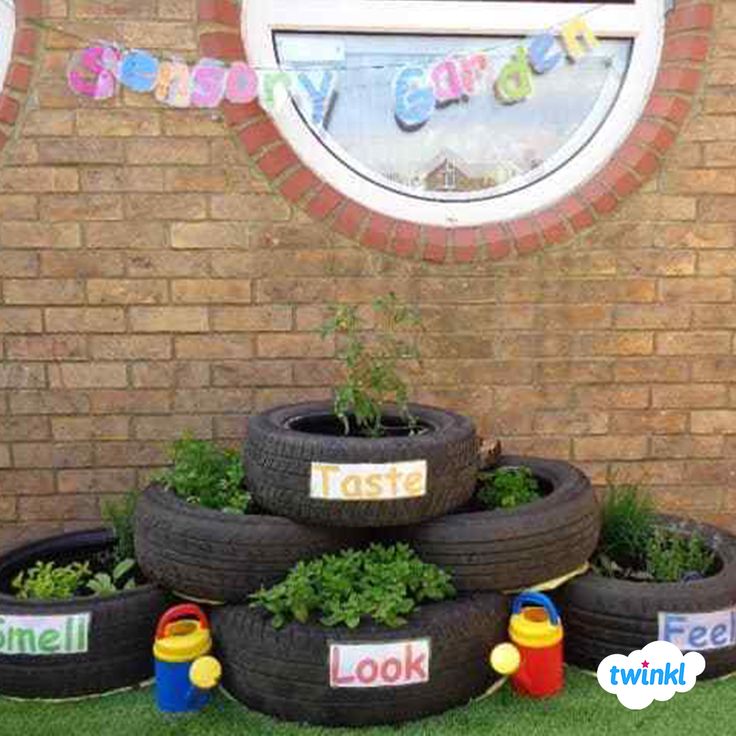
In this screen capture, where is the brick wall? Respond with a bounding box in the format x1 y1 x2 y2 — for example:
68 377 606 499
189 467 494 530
1 0 735 550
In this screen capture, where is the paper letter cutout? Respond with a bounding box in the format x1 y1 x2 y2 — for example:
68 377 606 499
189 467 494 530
460 53 490 96
226 62 259 104
528 33 562 74
394 67 434 131
191 58 227 108
67 45 121 100
431 60 463 104
495 46 534 104
560 18 600 61
297 71 337 128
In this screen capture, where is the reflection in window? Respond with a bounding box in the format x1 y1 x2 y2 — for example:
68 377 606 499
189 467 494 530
276 33 632 201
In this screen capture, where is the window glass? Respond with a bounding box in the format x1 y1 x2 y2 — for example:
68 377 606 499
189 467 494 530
276 32 632 201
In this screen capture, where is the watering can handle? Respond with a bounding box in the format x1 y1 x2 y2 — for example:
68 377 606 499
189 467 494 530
512 592 561 625
155 603 209 640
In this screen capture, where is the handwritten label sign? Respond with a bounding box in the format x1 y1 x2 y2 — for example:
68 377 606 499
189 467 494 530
310 460 427 501
659 607 736 652
329 638 430 688
0 613 90 656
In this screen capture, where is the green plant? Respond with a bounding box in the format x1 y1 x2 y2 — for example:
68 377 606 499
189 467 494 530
251 543 455 629
320 293 423 437
155 435 250 513
477 466 541 509
596 484 655 570
86 558 137 595
102 490 138 563
12 560 91 600
645 528 715 583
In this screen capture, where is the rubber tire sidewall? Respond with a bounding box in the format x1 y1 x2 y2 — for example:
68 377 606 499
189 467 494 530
0 529 170 699
384 455 600 592
244 401 479 528
556 516 736 679
211 592 508 727
135 485 368 603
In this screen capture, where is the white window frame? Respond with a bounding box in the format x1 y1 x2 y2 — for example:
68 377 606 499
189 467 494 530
245 1 666 227
0 0 15 94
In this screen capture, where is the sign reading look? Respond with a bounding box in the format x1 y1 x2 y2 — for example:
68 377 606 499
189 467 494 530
310 460 427 501
330 639 430 688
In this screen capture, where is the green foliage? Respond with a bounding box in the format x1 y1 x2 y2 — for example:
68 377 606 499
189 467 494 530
86 558 137 596
477 466 541 509
250 543 455 630
102 490 138 563
597 484 655 569
645 528 715 583
155 435 250 513
12 560 91 600
593 484 716 583
320 293 423 437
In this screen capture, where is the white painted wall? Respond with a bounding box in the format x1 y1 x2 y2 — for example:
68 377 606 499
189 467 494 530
0 0 15 94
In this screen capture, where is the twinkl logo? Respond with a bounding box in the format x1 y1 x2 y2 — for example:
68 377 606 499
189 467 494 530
597 641 705 710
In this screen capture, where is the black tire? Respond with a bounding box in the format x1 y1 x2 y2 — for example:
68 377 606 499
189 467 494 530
556 516 736 680
244 401 478 528
0 529 170 699
383 456 600 592
211 593 508 726
135 485 368 603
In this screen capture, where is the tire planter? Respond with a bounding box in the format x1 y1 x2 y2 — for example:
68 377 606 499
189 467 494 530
556 516 736 680
211 593 508 726
384 455 600 592
135 485 368 603
244 401 478 528
0 529 170 699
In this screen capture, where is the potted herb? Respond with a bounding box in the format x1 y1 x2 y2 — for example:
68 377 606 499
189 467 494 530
385 455 600 592
0 493 170 699
243 294 479 527
211 544 508 726
556 485 736 679
134 436 363 603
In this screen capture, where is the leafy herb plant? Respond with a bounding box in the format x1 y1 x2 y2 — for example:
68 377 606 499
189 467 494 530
102 490 138 564
12 561 91 600
250 543 455 629
87 558 137 596
645 528 715 583
593 484 716 583
477 466 541 510
320 293 423 437
155 435 250 513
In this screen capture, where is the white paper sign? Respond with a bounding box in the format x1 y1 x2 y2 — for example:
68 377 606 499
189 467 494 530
329 638 430 688
0 613 91 656
658 607 736 651
310 460 427 501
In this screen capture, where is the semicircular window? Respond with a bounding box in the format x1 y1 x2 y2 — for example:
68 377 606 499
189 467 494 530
245 1 666 227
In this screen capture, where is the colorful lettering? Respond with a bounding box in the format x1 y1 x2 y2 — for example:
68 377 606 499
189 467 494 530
494 46 534 105
560 17 600 61
394 67 434 131
226 61 259 104
67 45 120 100
297 70 337 128
118 50 159 93
431 60 463 104
460 53 491 96
190 58 227 108
528 32 562 74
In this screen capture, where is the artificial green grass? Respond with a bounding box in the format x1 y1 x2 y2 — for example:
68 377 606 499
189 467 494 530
0 668 733 736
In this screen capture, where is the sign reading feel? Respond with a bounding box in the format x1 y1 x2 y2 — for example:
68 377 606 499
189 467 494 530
310 460 427 501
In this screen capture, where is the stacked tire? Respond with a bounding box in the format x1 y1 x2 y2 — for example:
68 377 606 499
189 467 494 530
134 400 600 726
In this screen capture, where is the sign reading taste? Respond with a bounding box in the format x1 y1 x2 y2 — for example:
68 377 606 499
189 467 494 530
0 613 90 656
310 461 427 501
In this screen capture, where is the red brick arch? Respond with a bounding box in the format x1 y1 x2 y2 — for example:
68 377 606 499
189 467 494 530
197 0 714 264
0 0 42 158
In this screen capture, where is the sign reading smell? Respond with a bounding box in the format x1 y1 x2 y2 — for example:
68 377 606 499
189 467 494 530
330 639 430 688
0 613 90 656
310 460 427 501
